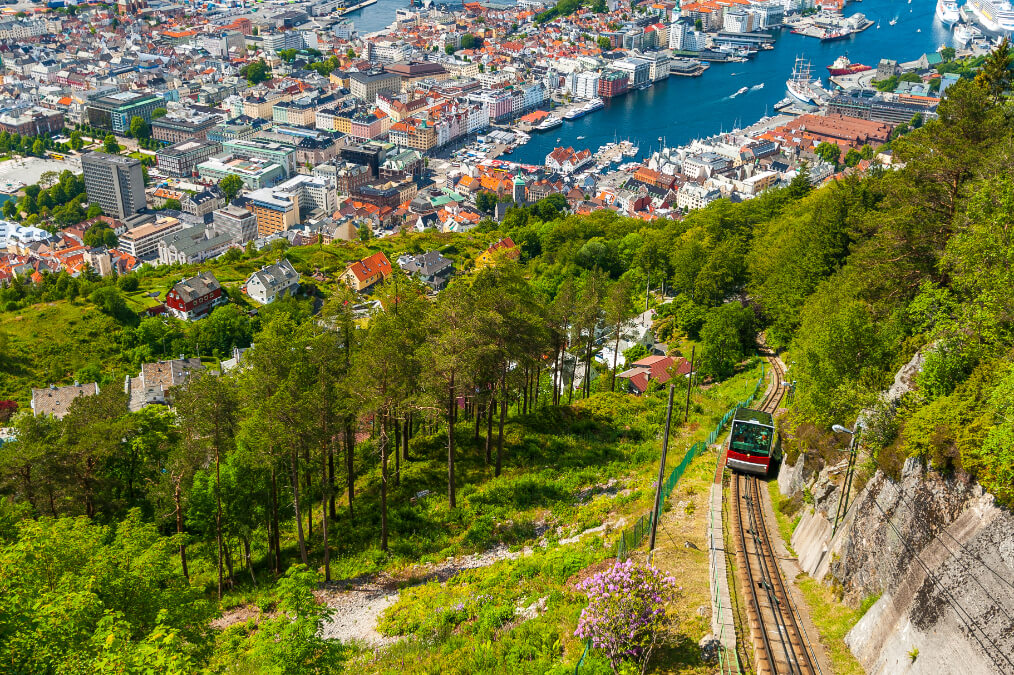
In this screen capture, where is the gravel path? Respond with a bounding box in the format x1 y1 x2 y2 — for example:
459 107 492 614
317 545 528 646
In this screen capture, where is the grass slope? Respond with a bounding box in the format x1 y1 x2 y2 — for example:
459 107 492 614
0 301 130 403
273 362 765 674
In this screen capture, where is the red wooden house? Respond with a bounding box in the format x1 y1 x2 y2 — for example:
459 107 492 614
165 271 227 321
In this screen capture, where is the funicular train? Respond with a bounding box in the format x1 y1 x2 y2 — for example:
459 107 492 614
726 407 782 476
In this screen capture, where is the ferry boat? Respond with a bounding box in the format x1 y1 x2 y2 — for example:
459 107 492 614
827 54 873 76
936 0 961 25
536 116 562 131
953 22 982 46
562 106 587 121
583 97 605 113
967 0 1014 33
786 57 819 107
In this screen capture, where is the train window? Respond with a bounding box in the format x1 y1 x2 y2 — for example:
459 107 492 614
731 423 772 456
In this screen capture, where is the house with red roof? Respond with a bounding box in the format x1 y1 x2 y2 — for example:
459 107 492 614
475 236 520 269
617 355 691 395
342 251 392 292
545 146 593 174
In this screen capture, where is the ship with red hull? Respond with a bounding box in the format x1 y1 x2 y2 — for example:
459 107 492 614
826 54 873 76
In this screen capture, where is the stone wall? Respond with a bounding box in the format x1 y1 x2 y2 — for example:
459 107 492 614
778 455 1014 675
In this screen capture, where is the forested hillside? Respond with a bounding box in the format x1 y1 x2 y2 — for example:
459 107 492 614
2 65 1014 672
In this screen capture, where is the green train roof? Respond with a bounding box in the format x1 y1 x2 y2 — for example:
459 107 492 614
733 407 774 426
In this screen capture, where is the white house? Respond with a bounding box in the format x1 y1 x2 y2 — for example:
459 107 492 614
244 259 299 305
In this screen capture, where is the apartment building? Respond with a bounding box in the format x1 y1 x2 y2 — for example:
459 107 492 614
349 71 402 103
82 153 146 220
274 175 335 217
223 138 297 176
152 111 222 144
212 203 258 244
246 187 300 237
86 90 162 134
155 140 222 178
196 156 287 189
118 216 184 259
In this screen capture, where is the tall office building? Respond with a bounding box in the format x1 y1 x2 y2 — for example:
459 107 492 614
82 152 146 220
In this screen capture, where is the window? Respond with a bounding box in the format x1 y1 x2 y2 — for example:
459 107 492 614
730 422 772 457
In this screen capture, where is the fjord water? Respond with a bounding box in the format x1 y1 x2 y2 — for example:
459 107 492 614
513 0 947 163
351 0 947 162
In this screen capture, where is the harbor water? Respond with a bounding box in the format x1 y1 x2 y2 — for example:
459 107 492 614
352 0 949 162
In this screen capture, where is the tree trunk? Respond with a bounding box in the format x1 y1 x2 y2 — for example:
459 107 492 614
568 358 574 404
345 422 355 518
403 417 410 461
174 479 189 581
394 419 400 487
224 539 235 588
380 417 388 552
485 396 494 464
321 441 331 582
522 366 529 414
215 448 223 600
244 536 257 587
474 400 482 443
328 442 336 521
289 449 309 565
611 321 622 392
495 376 507 477
448 372 456 508
270 466 281 575
553 343 561 405
304 447 312 541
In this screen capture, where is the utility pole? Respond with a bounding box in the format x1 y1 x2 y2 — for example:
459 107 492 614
831 424 860 536
648 384 676 553
684 345 695 424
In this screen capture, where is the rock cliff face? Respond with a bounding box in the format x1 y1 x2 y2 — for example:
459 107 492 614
778 454 1014 675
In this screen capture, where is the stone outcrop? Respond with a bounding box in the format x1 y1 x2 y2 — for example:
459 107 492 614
778 455 1014 675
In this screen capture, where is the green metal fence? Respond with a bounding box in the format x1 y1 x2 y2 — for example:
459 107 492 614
577 366 766 671
709 464 744 675
615 366 765 561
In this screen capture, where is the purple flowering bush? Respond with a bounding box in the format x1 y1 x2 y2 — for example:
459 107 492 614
574 559 677 673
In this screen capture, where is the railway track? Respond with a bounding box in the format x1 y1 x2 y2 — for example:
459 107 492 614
729 354 821 675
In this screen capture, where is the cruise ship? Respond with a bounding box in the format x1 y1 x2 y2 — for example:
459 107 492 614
936 0 961 25
967 0 1014 33
583 97 605 113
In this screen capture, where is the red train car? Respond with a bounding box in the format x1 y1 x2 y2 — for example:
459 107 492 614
726 407 781 476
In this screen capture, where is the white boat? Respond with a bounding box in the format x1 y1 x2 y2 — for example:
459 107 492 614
953 22 981 46
786 57 819 107
936 0 960 25
563 107 587 120
731 86 748 98
536 116 562 131
967 0 1014 33
889 17 898 25
750 83 765 91
577 135 585 140
584 97 605 113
